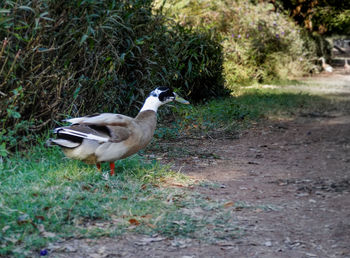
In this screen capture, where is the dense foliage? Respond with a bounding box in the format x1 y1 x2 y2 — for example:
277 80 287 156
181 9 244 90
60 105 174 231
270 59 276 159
272 0 350 35
0 0 224 155
155 0 317 88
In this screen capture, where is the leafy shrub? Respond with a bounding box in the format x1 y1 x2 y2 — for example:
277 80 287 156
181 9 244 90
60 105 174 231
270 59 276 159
155 0 317 88
166 25 226 102
273 0 350 36
0 0 224 154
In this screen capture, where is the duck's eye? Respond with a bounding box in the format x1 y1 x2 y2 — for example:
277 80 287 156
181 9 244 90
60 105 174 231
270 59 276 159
150 91 157 97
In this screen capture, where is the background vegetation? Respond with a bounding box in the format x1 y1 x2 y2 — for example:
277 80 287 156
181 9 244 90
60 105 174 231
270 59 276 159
1 0 349 256
271 0 350 36
269 0 350 58
0 0 224 154
1 0 348 153
155 0 317 88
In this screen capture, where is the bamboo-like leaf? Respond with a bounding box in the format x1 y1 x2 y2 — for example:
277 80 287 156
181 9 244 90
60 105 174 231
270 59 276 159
39 12 54 21
79 34 89 45
106 16 133 32
0 9 11 14
18 6 35 13
120 53 126 62
187 60 192 75
0 18 14 28
99 25 113 30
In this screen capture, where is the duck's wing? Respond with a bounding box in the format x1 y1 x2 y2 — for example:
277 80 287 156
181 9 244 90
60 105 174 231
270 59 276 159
54 125 110 143
65 113 133 126
55 114 133 145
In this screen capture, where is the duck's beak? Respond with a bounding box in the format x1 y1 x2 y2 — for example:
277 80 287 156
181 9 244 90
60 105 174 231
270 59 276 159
174 93 190 104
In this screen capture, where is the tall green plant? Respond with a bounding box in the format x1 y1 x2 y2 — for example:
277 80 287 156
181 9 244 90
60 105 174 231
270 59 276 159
0 0 224 154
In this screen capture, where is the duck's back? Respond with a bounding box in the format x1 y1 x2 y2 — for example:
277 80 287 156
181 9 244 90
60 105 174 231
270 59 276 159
94 110 158 162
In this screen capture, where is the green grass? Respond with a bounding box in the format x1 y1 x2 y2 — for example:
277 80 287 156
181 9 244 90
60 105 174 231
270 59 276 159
156 85 344 140
2 84 347 256
0 141 241 256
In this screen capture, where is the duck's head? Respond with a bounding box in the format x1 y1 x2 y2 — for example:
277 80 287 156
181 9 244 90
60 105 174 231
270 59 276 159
140 87 189 112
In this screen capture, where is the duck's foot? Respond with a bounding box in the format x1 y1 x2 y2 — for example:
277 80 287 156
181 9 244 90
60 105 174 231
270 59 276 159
96 163 101 172
110 162 115 176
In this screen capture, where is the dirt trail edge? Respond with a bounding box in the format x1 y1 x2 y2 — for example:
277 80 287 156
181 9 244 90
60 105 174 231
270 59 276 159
51 73 350 258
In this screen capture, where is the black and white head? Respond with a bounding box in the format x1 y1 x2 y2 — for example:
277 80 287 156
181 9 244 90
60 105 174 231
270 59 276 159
140 87 189 112
150 87 176 104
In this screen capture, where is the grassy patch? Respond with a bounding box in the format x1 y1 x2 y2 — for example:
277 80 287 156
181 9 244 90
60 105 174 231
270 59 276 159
0 141 241 256
156 85 341 140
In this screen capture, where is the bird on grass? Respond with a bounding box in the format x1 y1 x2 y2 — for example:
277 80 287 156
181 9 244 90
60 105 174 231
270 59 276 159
319 57 333 73
47 87 189 176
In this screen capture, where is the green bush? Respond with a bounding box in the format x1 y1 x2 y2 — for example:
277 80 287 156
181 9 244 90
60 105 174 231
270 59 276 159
0 0 224 154
167 25 226 102
155 0 317 87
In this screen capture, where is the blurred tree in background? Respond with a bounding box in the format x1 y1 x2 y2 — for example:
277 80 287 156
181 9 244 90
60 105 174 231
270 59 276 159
156 0 318 87
269 0 350 35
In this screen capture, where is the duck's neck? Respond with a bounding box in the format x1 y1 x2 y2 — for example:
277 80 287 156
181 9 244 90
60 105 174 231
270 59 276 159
320 58 325 65
140 96 162 113
135 109 156 121
135 110 158 146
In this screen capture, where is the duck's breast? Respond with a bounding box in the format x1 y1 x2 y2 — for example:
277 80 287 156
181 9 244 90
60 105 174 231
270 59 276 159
95 141 130 162
62 139 100 163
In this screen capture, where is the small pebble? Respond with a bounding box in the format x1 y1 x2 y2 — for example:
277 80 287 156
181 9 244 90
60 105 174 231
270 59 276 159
40 249 48 256
264 241 272 247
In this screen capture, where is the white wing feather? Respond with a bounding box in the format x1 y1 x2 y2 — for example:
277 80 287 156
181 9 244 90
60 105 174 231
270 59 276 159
56 128 109 142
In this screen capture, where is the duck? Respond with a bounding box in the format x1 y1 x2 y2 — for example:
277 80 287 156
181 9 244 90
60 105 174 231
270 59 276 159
319 57 333 73
47 87 189 175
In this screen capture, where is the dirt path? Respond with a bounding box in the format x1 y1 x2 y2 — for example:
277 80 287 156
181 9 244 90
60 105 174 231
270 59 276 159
179 116 350 257
51 73 350 258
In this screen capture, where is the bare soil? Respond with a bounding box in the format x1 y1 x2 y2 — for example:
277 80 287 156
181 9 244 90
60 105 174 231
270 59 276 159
51 72 350 258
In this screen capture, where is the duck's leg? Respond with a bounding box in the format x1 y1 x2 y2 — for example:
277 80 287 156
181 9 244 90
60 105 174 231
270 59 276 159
96 163 101 172
109 162 115 176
